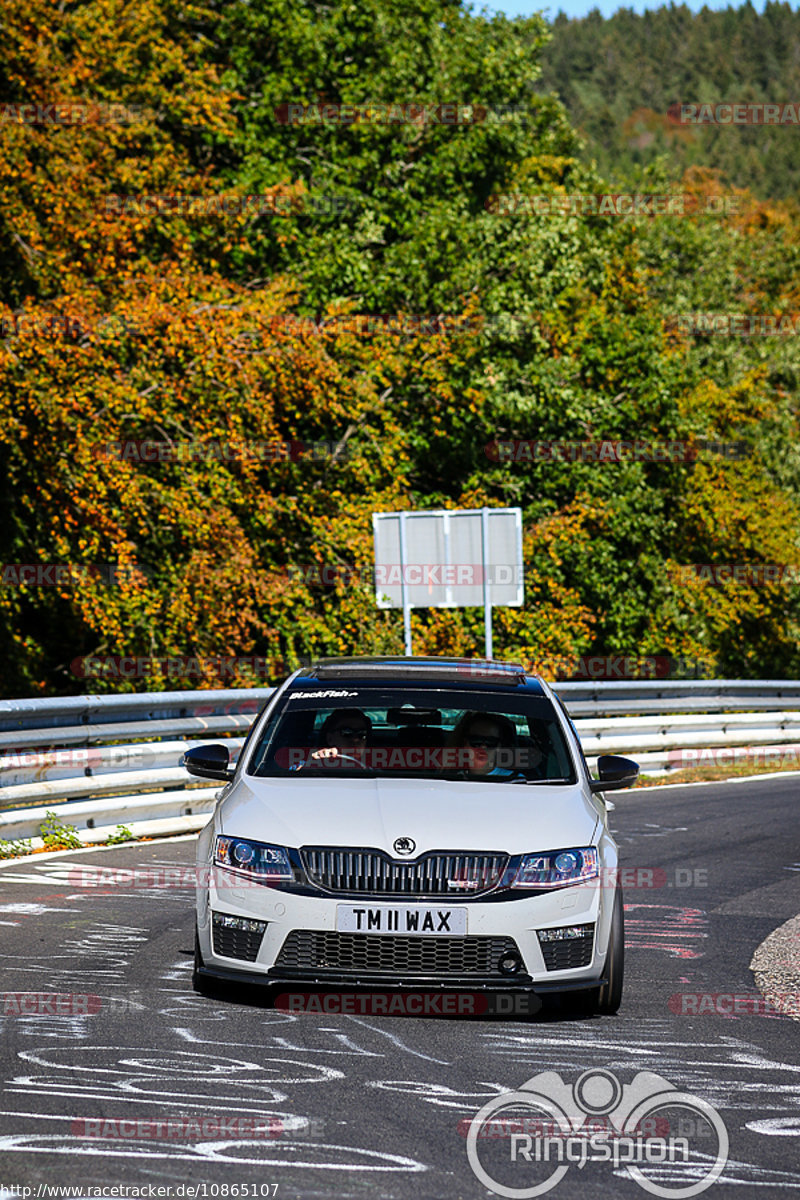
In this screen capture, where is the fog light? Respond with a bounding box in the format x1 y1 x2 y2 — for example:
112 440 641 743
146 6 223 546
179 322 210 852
498 950 523 975
212 913 267 934
537 924 592 943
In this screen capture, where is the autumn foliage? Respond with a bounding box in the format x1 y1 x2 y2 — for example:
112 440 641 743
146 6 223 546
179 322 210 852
1 0 799 695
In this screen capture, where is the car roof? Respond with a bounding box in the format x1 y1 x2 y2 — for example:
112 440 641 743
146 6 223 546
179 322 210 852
292 656 547 695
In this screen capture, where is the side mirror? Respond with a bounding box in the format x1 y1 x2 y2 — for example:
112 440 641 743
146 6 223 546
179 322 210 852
589 754 639 793
180 744 234 782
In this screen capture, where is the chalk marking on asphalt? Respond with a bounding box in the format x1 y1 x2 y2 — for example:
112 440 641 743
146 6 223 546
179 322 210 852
343 1015 452 1065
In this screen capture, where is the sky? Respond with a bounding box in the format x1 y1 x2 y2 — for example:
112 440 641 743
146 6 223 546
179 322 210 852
482 0 772 20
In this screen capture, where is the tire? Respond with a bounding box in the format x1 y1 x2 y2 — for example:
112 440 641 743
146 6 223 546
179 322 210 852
192 925 224 998
594 886 624 1015
565 887 624 1018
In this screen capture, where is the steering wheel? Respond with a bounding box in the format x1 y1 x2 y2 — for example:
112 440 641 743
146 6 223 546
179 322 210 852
308 751 371 771
333 752 371 771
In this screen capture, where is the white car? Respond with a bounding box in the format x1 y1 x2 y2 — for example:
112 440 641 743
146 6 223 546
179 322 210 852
185 657 638 1016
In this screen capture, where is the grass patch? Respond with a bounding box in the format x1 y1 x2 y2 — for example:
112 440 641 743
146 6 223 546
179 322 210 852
105 824 135 845
39 811 83 850
636 758 800 788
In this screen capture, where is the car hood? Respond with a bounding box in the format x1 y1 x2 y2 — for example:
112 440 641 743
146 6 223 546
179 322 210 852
219 776 599 854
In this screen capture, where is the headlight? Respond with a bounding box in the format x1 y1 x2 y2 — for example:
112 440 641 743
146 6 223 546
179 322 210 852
511 847 598 889
214 836 294 884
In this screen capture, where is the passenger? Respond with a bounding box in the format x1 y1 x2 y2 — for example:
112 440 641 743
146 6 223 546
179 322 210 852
449 711 530 779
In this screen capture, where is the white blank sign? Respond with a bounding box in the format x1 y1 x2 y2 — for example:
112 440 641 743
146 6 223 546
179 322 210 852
372 507 523 609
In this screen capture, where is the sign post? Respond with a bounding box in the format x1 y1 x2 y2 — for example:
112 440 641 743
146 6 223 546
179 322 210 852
398 511 412 655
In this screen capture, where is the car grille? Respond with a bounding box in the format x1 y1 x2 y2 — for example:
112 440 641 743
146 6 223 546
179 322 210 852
301 848 509 896
537 924 595 971
275 931 521 977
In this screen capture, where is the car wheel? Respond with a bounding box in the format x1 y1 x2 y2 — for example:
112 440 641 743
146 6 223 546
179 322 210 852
594 886 624 1015
192 925 223 997
561 887 624 1018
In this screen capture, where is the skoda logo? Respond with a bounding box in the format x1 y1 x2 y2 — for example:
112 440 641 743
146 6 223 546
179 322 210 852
393 836 416 856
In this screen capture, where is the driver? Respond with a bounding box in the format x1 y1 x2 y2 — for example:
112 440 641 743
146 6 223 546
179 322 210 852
305 708 372 769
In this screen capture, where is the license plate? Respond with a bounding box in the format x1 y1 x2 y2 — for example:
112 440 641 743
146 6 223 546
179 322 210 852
336 904 467 936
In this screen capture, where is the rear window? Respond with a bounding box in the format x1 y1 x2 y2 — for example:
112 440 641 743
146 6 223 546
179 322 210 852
246 685 576 783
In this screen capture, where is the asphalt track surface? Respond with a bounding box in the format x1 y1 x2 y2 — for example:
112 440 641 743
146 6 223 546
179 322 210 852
0 774 798 1200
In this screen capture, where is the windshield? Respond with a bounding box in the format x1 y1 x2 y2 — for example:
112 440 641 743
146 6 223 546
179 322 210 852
246 684 576 783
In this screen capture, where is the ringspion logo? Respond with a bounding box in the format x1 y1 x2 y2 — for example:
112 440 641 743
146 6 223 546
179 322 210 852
465 1068 728 1197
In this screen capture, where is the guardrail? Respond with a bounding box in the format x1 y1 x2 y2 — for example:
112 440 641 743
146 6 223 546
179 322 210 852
556 679 800 715
1 681 798 847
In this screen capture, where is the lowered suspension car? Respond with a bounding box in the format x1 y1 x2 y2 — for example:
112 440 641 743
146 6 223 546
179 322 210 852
184 657 638 1015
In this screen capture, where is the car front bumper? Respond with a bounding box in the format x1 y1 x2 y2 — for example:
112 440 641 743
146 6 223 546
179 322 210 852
195 862 615 994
